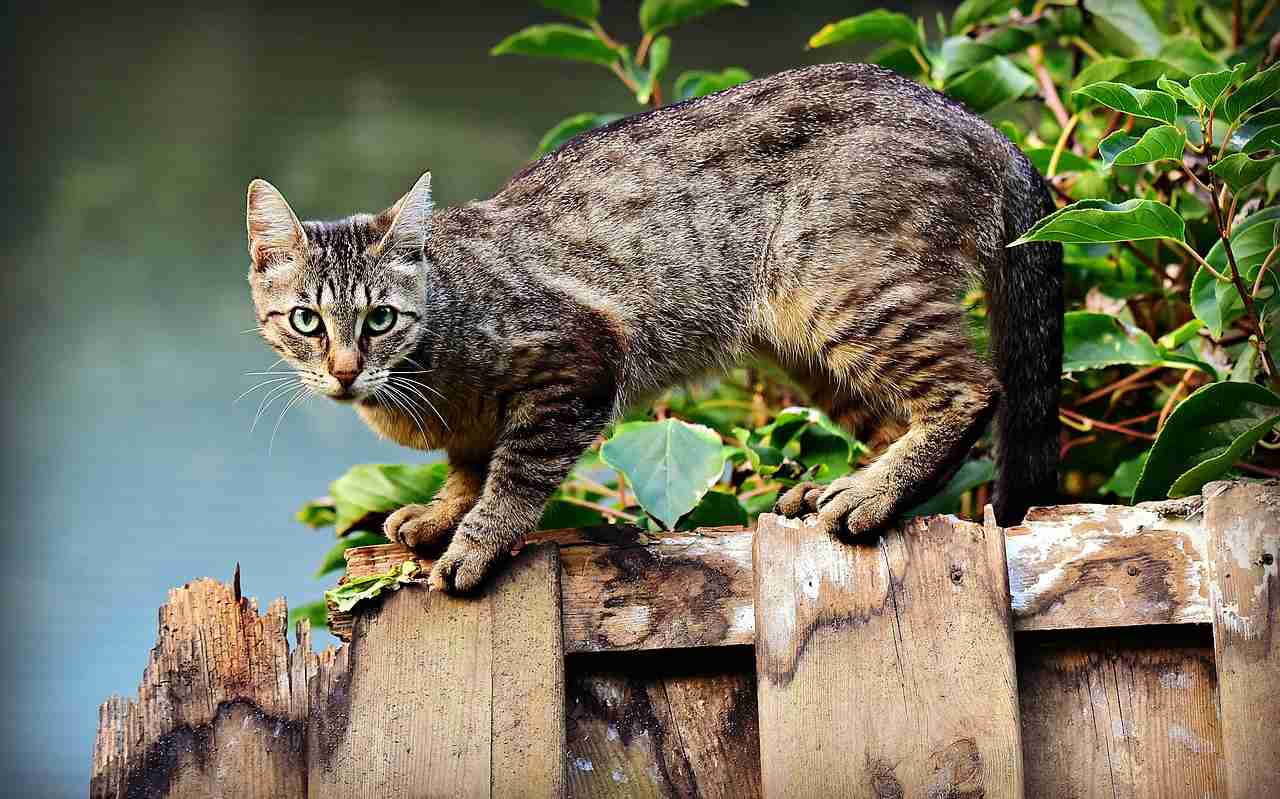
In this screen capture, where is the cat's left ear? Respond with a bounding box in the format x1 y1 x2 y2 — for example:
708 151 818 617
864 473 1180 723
377 172 433 257
246 179 307 271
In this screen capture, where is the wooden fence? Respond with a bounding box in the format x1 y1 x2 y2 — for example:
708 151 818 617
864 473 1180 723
92 479 1279 798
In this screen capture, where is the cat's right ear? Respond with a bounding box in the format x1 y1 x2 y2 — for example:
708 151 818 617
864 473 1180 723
376 172 433 257
246 179 307 271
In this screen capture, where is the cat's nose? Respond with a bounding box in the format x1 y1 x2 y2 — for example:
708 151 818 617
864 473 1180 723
332 368 359 389
329 350 362 389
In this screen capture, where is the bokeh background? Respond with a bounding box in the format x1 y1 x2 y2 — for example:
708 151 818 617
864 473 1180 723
4 1 929 793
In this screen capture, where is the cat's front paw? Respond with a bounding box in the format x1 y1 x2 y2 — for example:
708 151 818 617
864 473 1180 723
773 481 824 517
428 533 513 594
814 475 896 540
383 503 457 551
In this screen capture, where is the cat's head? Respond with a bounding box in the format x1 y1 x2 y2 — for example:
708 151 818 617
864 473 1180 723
245 173 433 403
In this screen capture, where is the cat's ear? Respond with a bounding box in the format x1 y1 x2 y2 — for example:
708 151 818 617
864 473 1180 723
377 172 433 257
246 179 307 271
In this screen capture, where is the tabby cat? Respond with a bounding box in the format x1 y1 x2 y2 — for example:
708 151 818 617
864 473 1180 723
246 63 1062 593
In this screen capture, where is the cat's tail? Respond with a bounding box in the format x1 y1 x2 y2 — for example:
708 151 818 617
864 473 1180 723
988 148 1063 525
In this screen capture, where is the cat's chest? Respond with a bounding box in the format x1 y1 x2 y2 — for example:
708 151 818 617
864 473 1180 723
356 402 444 450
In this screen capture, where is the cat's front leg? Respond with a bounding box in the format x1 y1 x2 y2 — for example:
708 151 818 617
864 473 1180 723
429 393 611 594
383 460 485 551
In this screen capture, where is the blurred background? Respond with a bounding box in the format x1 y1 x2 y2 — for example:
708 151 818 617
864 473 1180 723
3 0 934 793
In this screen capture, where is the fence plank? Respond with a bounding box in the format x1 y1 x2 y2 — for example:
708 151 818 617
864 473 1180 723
90 575 341 799
336 498 1208 651
309 544 564 799
1017 635 1223 799
1205 480 1280 799
753 514 1023 798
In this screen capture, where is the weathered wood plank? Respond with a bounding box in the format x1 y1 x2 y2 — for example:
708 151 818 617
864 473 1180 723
753 514 1023 798
1017 633 1223 799
565 650 761 798
309 543 563 798
91 575 343 799
335 500 1208 651
1205 480 1280 799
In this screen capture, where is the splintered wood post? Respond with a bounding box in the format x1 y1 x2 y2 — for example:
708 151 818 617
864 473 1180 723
308 543 565 799
753 513 1023 799
1205 480 1280 799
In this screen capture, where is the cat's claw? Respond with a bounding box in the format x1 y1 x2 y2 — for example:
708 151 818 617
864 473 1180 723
383 503 455 551
428 534 507 594
773 481 824 517
814 475 895 540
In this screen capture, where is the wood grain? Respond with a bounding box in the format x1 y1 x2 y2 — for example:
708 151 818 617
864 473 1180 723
1018 632 1223 799
309 543 564 798
753 513 1023 799
335 499 1208 650
91 576 344 799
1204 480 1280 799
565 649 761 798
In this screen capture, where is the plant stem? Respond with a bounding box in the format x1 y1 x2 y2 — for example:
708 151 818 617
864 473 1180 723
1240 461 1280 478
1251 244 1280 299
609 61 643 95
1060 408 1157 440
1157 370 1194 430
1249 0 1277 36
1071 36 1104 61
1232 0 1243 47
589 20 623 51
1074 365 1165 406
1173 239 1229 281
1029 45 1073 130
1048 114 1079 177
635 32 654 65
556 494 639 523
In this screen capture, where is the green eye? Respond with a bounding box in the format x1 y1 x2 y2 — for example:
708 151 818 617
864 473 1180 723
365 305 397 335
290 307 323 336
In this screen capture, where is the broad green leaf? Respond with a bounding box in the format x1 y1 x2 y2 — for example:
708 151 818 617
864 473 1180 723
325 560 420 613
1073 82 1177 124
539 498 607 530
1221 63 1280 123
316 531 387 577
1233 116 1280 154
1156 76 1201 109
1099 451 1149 499
331 462 448 535
1133 382 1280 502
867 44 926 78
1062 311 1160 371
639 0 747 35
296 499 336 528
600 419 726 529
741 489 779 517
1085 0 1161 57
951 0 1013 32
1098 124 1185 167
673 67 751 100
535 112 623 157
1191 207 1280 337
288 600 329 632
1009 199 1184 246
809 10 922 50
939 36 998 82
491 24 619 66
1157 37 1224 77
538 0 600 22
944 56 1036 113
1072 58 1184 96
1024 148 1098 174
1187 64 1246 112
906 458 995 517
678 490 748 529
795 427 859 482
1209 153 1280 194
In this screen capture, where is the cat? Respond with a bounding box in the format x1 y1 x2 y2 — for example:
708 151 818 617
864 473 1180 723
246 62 1062 594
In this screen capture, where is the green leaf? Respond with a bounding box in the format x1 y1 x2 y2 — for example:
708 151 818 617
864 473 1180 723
1072 58 1184 96
1156 76 1202 109
1221 63 1280 123
1084 0 1161 57
677 490 748 529
491 24 620 66
1188 64 1246 112
1009 198 1184 246
906 458 995 517
535 112 623 158
673 67 751 100
1191 207 1280 337
288 600 329 632
808 10 922 50
1157 319 1204 350
538 0 600 22
539 498 607 530
1073 82 1178 124
1236 121 1280 155
944 56 1036 113
1063 311 1161 371
867 45 926 78
1209 153 1280 194
315 531 387 577
1133 382 1280 502
331 463 448 535
1024 148 1098 174
632 36 672 104
600 419 727 529
1100 451 1149 499
324 560 420 613
951 0 1013 32
639 0 747 35
1098 124 1185 167
296 499 336 528
1157 37 1224 77
938 37 999 82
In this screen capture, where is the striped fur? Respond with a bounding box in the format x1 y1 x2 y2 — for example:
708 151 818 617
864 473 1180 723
247 63 1062 593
